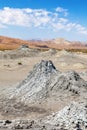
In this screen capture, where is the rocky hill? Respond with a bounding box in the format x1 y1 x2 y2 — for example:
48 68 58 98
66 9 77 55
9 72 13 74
52 38 71 45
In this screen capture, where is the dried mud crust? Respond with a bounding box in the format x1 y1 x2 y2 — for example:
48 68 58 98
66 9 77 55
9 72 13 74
0 98 47 119
0 102 87 130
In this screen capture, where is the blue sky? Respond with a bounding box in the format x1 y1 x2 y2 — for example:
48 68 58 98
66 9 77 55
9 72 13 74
0 0 87 41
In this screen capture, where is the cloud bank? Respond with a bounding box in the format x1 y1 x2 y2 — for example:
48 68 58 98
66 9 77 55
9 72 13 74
0 7 87 35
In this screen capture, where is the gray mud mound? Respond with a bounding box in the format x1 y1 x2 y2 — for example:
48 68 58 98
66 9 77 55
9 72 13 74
40 49 57 57
60 49 70 55
18 45 29 50
0 47 40 59
10 60 87 103
42 102 87 130
48 49 57 54
10 60 59 103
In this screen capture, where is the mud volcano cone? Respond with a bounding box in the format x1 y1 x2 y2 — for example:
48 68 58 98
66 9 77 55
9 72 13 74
10 60 87 103
10 60 59 103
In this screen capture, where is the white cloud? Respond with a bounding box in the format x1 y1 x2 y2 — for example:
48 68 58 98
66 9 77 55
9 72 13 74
58 18 68 23
0 7 49 27
75 24 87 35
55 7 68 16
0 7 87 36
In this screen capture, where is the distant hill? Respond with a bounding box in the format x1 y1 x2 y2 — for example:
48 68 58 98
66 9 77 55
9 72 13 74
51 38 72 45
0 35 87 51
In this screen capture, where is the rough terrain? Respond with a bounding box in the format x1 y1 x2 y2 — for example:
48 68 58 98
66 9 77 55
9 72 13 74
0 47 87 129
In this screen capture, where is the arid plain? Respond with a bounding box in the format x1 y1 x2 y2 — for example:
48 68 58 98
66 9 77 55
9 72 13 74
0 37 87 129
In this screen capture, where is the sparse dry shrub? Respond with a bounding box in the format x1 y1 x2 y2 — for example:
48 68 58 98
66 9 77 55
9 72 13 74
18 62 22 65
